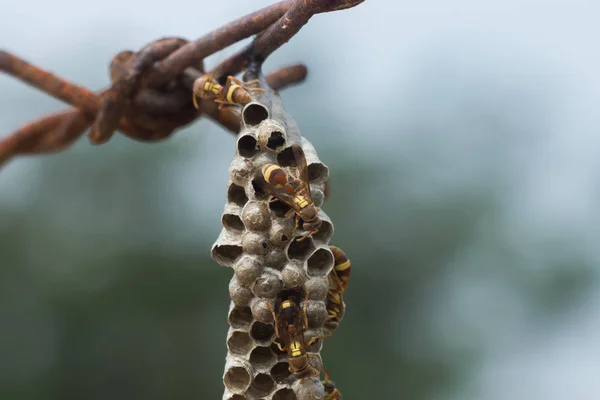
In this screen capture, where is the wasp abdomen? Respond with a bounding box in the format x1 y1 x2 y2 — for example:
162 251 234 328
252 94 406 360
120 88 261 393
262 164 288 188
329 246 351 291
227 84 253 105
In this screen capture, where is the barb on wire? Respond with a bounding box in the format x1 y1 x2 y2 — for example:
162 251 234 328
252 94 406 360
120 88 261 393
144 0 293 87
0 0 363 169
0 50 306 166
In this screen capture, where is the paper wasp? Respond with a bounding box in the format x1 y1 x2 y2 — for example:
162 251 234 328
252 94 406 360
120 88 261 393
192 74 264 110
322 368 343 400
261 144 322 242
266 287 320 380
324 246 351 335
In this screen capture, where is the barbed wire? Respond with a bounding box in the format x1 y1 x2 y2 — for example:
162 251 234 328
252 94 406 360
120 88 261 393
1 0 363 168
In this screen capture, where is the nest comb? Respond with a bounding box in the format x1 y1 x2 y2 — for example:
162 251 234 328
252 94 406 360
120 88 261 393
211 67 335 400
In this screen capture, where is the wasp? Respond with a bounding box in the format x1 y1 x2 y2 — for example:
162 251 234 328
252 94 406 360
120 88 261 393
323 246 351 336
328 246 351 293
192 74 264 110
266 288 320 380
322 368 343 400
261 144 322 242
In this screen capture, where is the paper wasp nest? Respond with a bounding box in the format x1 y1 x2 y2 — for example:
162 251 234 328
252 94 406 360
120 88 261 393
211 78 334 400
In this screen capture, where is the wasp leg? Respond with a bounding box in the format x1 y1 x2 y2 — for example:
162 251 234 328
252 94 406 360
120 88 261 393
275 340 287 352
308 332 329 344
265 301 281 340
330 270 344 292
320 328 333 339
192 95 201 109
328 273 344 292
259 199 278 211
229 76 266 92
302 289 310 330
213 98 239 110
296 230 312 242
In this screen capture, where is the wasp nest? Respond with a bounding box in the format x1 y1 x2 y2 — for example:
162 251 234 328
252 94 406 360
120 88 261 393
212 76 334 400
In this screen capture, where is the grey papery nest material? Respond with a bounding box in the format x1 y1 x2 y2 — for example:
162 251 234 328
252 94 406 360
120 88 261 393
211 70 334 400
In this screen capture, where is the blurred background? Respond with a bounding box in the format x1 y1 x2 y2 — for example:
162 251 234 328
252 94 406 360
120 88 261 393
1 1 600 399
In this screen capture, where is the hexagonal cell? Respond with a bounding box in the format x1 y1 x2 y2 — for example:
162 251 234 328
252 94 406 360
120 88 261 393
227 331 253 356
293 376 324 400
229 277 253 307
247 373 276 398
250 321 275 345
228 183 249 207
237 134 259 158
222 213 245 232
234 255 264 286
228 306 254 330
264 248 288 270
269 219 295 248
310 188 325 208
229 156 253 187
276 146 297 168
251 297 275 323
257 120 287 153
252 269 284 298
243 103 269 126
281 262 308 288
224 365 251 394
312 218 333 243
241 201 271 231
271 361 292 383
306 247 334 277
242 231 270 255
301 137 329 184
273 388 297 400
212 243 244 267
251 177 271 201
304 300 327 329
249 346 276 370
266 131 285 151
307 162 328 184
287 237 315 261
268 199 293 218
304 277 328 301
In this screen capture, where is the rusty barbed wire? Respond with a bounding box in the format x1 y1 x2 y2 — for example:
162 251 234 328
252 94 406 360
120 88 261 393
0 49 305 166
0 0 363 169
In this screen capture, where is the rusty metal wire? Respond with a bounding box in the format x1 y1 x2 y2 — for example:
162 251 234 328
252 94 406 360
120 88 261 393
0 48 305 165
0 0 364 168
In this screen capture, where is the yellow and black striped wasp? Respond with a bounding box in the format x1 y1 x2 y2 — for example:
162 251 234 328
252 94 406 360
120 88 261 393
323 246 351 336
192 74 264 110
261 144 322 242
266 288 319 380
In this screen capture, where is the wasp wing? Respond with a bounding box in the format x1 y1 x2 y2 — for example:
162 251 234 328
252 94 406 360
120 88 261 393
257 174 304 214
290 144 313 200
